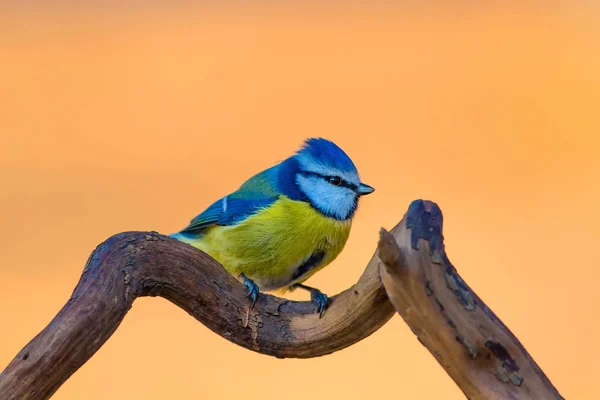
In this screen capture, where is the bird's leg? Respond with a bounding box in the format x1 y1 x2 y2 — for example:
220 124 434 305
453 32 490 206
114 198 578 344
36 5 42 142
240 273 259 309
291 283 329 318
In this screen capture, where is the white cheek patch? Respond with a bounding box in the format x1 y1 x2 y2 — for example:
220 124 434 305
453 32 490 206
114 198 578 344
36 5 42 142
297 175 357 220
297 154 360 187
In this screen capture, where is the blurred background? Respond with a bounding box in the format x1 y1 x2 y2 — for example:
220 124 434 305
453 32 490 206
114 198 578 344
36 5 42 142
1 2 599 399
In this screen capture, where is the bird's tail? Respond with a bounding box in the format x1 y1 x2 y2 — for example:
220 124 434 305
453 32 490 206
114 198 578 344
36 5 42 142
169 231 209 251
169 232 185 240
169 231 197 243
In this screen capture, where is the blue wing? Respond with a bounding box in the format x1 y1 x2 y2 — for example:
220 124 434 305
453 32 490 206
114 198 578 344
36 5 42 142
179 165 281 234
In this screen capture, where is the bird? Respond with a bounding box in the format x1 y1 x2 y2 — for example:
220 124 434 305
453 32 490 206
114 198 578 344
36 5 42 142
170 138 374 317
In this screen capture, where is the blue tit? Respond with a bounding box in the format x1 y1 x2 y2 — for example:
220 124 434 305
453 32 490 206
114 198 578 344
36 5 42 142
170 138 374 316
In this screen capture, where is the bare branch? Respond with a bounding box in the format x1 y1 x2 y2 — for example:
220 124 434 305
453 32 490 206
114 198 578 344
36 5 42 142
0 200 564 400
378 200 564 400
0 229 396 400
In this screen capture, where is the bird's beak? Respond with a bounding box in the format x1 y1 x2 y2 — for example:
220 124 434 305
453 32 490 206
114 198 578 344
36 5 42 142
357 183 375 196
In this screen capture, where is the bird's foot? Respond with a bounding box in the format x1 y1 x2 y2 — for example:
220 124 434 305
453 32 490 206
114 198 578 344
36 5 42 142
293 283 329 318
310 288 329 318
241 274 259 309
290 283 330 317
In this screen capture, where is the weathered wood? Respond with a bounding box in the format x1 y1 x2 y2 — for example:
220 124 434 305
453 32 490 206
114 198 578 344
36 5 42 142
0 200 564 400
0 229 396 400
378 200 564 400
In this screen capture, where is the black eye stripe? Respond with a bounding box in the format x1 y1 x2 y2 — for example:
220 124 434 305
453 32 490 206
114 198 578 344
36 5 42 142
299 170 358 191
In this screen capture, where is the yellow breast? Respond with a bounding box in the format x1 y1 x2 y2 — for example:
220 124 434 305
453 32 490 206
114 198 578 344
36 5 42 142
190 196 352 291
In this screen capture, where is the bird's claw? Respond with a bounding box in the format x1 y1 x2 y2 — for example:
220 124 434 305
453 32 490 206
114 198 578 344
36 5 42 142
242 275 259 309
310 289 329 318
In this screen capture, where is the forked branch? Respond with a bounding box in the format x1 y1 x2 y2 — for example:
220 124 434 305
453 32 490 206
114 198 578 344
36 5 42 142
0 200 563 400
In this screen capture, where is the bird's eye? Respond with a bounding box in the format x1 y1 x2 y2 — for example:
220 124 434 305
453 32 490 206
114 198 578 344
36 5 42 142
328 176 343 186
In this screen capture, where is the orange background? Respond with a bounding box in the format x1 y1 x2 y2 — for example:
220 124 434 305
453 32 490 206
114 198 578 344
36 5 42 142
1 3 599 399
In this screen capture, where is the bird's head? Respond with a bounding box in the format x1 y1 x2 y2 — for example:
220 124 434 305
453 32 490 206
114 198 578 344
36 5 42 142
284 138 374 220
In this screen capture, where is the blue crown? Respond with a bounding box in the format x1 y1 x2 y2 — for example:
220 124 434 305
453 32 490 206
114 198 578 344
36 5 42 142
297 138 357 173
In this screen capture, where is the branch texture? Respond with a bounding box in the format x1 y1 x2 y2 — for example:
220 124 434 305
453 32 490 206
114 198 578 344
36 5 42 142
0 229 395 399
378 200 564 400
0 200 564 400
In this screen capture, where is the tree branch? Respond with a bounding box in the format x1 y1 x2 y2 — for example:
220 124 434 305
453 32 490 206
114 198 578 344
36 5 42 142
0 200 564 400
0 229 395 399
378 200 564 400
